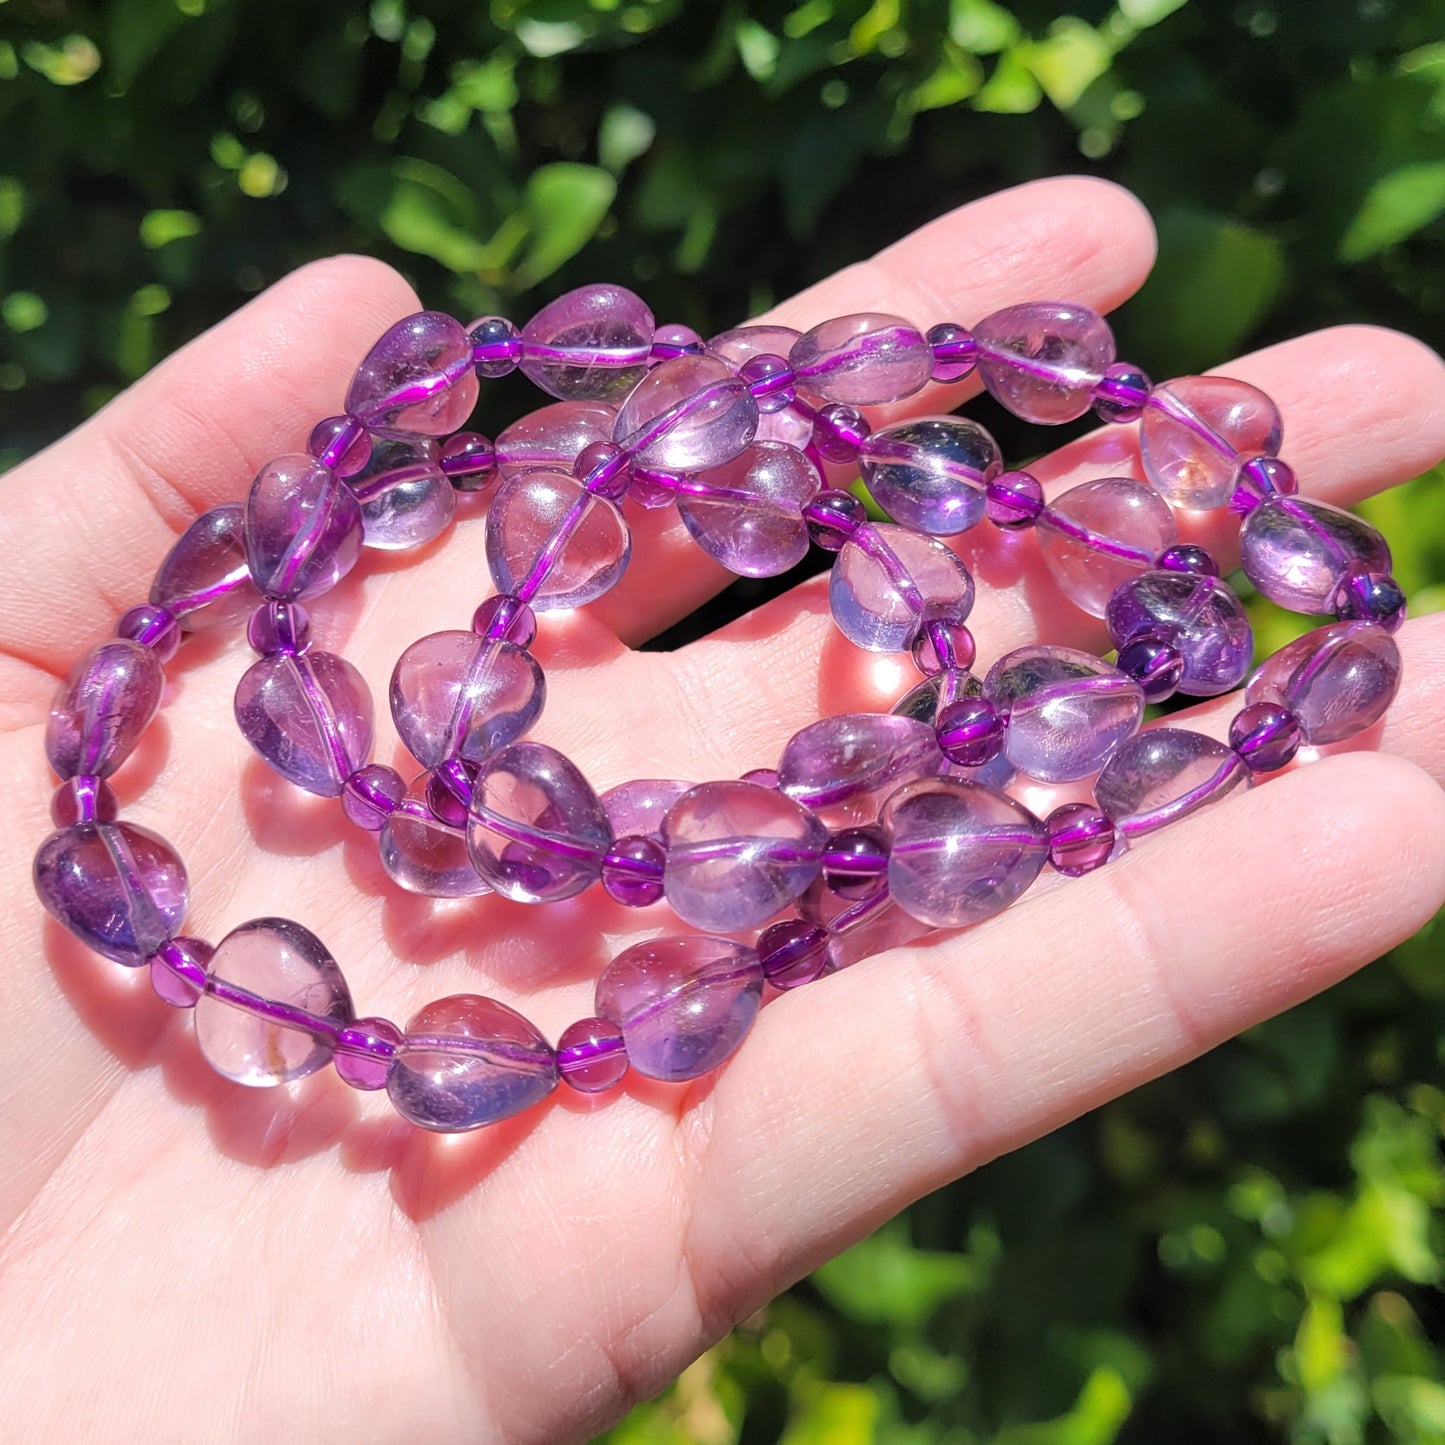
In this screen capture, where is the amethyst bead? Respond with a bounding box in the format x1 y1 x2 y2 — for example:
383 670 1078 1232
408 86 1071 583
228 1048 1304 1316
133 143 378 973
496 400 617 479
831 523 975 653
934 697 1006 768
789 313 933 406
707 325 811 447
1333 571 1407 633
35 821 188 965
1094 729 1247 836
911 609 976 676
1140 377 1282 510
973 302 1115 424
1240 496 1392 613
804 490 869 551
1116 637 1186 703
595 935 764 1082
778 713 944 825
1045 803 1117 877
520 284 655 402
468 315 522 378
739 353 795 411
1229 703 1302 772
45 639 164 780
342 764 407 831
811 403 871 463
150 936 211 1007
985 470 1045 529
858 416 1001 536
150 504 257 628
441 431 498 492
334 1017 404 1091
116 603 180 662
926 322 977 383
380 791 491 898
1233 455 1298 510
246 600 311 657
574 440 631 499
244 454 363 602
613 354 758 472
1157 544 1219 577
349 434 456 551
345 311 479 436
758 919 831 989
557 1018 629 1093
1105 572 1254 696
425 757 478 829
309 415 372 477
600 778 695 838
1092 364 1152 424
471 594 538 647
388 995 558 1132
822 826 890 899
50 774 118 827
602 834 667 907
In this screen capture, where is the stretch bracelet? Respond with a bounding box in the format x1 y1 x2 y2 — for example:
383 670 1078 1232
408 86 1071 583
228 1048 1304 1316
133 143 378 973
32 288 1406 1131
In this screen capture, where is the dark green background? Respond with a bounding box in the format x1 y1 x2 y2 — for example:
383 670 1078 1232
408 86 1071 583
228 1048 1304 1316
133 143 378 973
3 1 1444 1439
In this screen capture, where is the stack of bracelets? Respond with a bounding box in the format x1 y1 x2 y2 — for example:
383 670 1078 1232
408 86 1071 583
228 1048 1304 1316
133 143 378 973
32 288 1407 1132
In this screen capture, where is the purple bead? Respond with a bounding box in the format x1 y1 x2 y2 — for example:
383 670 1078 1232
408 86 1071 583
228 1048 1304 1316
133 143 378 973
574 440 631 500
150 936 211 1008
496 400 617 479
602 834 666 907
613 354 758 472
858 416 1000 536
789 313 933 406
926 322 977 384
389 630 545 770
345 311 479 436
811 403 871 463
1157 544 1219 576
1094 729 1247 836
245 600 311 657
935 697 1006 768
973 302 1115 424
1116 637 1186 702
1037 478 1178 617
234 650 373 798
388 995 558 1131
708 325 804 371
308 415 372 478
600 778 695 838
1045 803 1116 877
50 774 118 827
595 935 764 1082
471 594 538 647
334 1016 404 1091
1141 376 1283 510
739 353 796 411
983 645 1144 782
150 504 257 628
676 442 821 577
881 778 1047 929
116 603 180 662
1333 571 1407 633
985 470 1045 529
425 758 479 829
661 780 828 931
1240 496 1392 614
342 763 407 831
652 323 704 359
244 454 363 602
1092 364 1152 424
194 917 353 1087
468 315 522 378
1244 621 1401 744
1105 572 1254 696
778 713 944 825
467 741 612 902
1233 455 1298 511
758 919 831 989
348 434 455 551
46 639 164 780
380 790 491 898
34 821 188 965
831 523 975 653
520 284 655 402
441 430 498 492
741 767 780 788
822 826 890 899
804 490 869 551
557 1018 629 1093
486 470 631 611
910 609 976 676
1228 702 1302 772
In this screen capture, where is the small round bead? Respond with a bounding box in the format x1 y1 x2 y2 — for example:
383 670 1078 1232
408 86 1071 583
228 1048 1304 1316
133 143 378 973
1045 803 1116 877
342 764 407 831
739 353 796 412
468 316 522 377
650 323 704 360
245 600 312 657
601 834 666 907
1333 570 1407 633
1092 364 1152 424
758 919 831 989
1232 454 1298 512
116 603 181 662
1116 636 1185 702
926 322 977 384
910 611 976 676
149 935 213 1008
334 1016 404 1090
811 403 871 463
51 774 119 828
935 697 1006 767
470 593 538 647
985 470 1045 529
573 439 632 499
822 827 890 899
308 415 372 478
741 767 780 789
440 431 498 492
426 757 479 829
1229 702 1302 773
804 490 869 551
1157 544 1220 577
557 1017 629 1093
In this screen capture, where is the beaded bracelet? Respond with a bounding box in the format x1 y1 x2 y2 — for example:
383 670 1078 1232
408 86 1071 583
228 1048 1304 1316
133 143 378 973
32 287 1407 1132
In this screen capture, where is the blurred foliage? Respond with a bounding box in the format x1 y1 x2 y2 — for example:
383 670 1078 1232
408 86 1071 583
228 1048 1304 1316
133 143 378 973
3 0 1445 1439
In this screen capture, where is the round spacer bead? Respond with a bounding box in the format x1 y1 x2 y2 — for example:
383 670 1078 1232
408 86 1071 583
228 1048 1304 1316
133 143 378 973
758 919 831 990
425 757 479 829
334 1017 404 1090
246 600 312 657
741 767 780 789
1156 544 1220 577
1333 570 1407 633
573 440 632 500
1045 803 1116 877
926 322 977 384
342 764 407 831
1116 635 1184 702
1232 454 1298 512
116 603 181 662
601 834 666 907
441 431 498 492
149 936 213 1008
822 827 890 900
51 774 119 828
468 316 522 378
650 323 705 360
804 490 868 551
1228 702 1302 773
308 415 372 478
811 403 871 463
935 697 1006 767
739 353 796 411
557 1017 629 1093
985 470 1044 529
911 609 976 676
1092 364 1152 424
471 593 538 647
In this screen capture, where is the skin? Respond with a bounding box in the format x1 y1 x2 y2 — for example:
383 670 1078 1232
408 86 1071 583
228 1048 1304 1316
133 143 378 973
1 175 1444 1443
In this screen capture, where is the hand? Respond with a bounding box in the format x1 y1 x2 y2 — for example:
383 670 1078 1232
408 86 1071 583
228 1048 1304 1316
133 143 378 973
2 176 1443 1445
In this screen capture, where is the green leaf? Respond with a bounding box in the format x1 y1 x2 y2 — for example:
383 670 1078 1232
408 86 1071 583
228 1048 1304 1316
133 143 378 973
140 209 202 249
337 159 491 273
1339 161 1445 261
779 1382 879 1445
1024 20 1113 110
811 1222 984 1329
950 0 1021 54
512 163 616 288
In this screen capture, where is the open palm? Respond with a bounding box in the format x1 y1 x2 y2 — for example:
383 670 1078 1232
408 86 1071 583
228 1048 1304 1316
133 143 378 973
2 177 1444 1444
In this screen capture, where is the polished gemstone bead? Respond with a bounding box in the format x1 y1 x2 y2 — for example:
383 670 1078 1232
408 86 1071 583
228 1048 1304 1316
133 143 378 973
595 935 764 1081
985 470 1045 529
342 763 407 831
910 608 976 675
600 778 695 838
831 523 975 652
892 666 981 725
244 454 363 602
1105 571 1254 696
859 416 1000 535
388 995 558 1131
1095 729 1247 835
935 696 1006 768
1333 571 1407 633
652 323 704 358
822 826 890 899
334 1017 404 1090
738 353 795 411
1232 454 1298 510
556 1017 629 1093
973 302 1115 423
1045 803 1117 877
926 322 977 383
613 354 758 472
346 311 479 436
882 778 1047 929
1037 478 1177 617
467 742 612 902
1228 702 1302 772
520 284 655 402
1140 377 1283 509
758 919 831 988
425 757 478 829
1244 621 1401 744
1240 496 1392 613
573 440 631 500
468 315 522 377
707 325 811 445
245 600 311 657
115 603 180 662
1116 636 1186 702
804 490 869 550
150 504 257 628
348 434 455 550
150 935 211 1007
234 650 373 798
46 639 164 780
195 917 353 1087
789 313 933 406
708 324 804 371
602 834 666 907
1092 364 1152 424
779 712 944 824
496 400 617 479
811 403 871 463
486 470 631 611
741 767 780 788
380 794 491 897
34 821 188 965
1158 545 1218 577
50 774 118 828
662 780 828 930
308 415 372 477
470 594 538 647
390 630 545 770
441 430 498 492
983 644 1144 781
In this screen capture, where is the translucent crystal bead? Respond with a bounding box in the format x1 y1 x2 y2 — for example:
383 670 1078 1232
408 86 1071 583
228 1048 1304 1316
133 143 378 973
858 416 1001 535
194 917 353 1087
308 415 372 477
707 325 811 446
985 470 1044 529
1117 636 1186 702
1105 571 1254 696
116 603 180 661
1045 803 1117 877
926 322 977 383
1095 729 1247 836
600 778 695 838
468 315 522 377
150 503 257 629
348 434 455 551
388 995 558 1131
471 593 538 647
602 835 666 907
45 639 164 780
1239 497 1392 613
831 523 975 652
244 454 363 602
822 826 890 899
1334 571 1407 633
804 490 868 551
441 431 498 492
789 313 933 406
934 697 1005 768
150 936 211 1007
758 918 831 988
495 400 617 480
334 1017 404 1090
519 284 655 402
595 935 764 1082
613 354 758 472
892 667 981 725
380 794 491 898
1140 376 1283 510
910 607 976 676
50 774 118 827
345 311 479 436
1092 364 1151 424
973 302 1115 423
556 1017 629 1093
342 764 406 831
811 403 870 462
1228 703 1302 772
778 713 943 825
